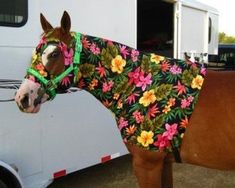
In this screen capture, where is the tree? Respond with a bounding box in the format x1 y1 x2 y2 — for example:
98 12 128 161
219 32 235 43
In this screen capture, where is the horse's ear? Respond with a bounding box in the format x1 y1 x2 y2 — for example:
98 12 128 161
60 11 71 33
40 13 53 32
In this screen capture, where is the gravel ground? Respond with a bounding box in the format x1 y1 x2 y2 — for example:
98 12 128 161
48 155 235 188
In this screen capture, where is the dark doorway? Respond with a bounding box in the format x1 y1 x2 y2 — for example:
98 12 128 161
137 0 174 57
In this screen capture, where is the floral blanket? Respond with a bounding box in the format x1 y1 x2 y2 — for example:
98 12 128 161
76 34 206 152
28 30 205 153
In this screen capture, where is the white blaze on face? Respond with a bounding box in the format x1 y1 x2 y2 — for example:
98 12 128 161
41 45 57 67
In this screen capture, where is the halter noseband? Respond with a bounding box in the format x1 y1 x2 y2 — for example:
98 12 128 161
27 32 82 100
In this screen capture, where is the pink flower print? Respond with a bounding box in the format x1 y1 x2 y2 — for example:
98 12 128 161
58 42 73 66
96 62 106 77
120 45 130 59
126 93 139 105
181 98 190 109
162 123 178 140
131 49 139 62
59 42 67 53
200 67 207 76
136 73 152 91
181 96 194 109
170 64 182 75
154 134 170 151
187 95 194 103
128 67 144 85
64 48 74 66
118 117 128 130
90 43 100 55
132 111 144 124
102 80 114 93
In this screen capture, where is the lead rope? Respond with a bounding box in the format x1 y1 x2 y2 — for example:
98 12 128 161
0 79 21 102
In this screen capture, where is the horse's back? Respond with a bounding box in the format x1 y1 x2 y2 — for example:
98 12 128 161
181 70 235 170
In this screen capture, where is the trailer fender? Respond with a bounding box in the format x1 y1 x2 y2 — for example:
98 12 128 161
0 161 23 188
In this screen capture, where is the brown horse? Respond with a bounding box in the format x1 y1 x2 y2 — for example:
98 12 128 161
15 12 235 188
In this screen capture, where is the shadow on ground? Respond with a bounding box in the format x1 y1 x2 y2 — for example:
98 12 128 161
48 155 235 188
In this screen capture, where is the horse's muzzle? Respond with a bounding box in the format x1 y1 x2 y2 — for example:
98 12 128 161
15 79 47 113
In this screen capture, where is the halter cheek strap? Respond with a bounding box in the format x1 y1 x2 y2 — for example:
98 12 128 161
27 32 82 100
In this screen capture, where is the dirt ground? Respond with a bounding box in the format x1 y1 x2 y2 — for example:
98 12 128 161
48 155 235 188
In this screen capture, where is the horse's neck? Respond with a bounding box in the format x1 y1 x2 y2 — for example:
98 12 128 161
77 34 140 113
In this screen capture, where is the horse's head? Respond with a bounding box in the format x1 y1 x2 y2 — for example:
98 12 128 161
15 11 82 113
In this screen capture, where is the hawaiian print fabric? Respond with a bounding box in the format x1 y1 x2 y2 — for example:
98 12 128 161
30 32 206 153
77 34 206 152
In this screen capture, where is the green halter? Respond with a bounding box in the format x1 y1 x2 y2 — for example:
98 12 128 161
27 32 82 100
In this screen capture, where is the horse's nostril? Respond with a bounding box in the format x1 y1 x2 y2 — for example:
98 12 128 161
20 94 29 109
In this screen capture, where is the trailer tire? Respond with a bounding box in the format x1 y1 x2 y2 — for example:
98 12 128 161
0 166 22 188
0 180 7 188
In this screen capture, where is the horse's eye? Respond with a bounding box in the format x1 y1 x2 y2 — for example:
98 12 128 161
49 51 60 59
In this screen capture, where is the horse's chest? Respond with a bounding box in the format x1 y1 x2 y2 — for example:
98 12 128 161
112 58 205 153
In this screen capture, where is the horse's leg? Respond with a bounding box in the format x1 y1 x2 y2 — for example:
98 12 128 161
126 143 166 188
161 155 173 188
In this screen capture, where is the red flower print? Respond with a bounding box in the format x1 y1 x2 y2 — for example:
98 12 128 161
161 61 171 72
60 76 71 86
78 79 85 89
125 125 137 136
128 67 144 85
126 93 139 105
102 99 112 108
147 104 160 118
180 117 189 128
82 36 91 50
154 134 170 151
173 81 186 95
96 62 106 77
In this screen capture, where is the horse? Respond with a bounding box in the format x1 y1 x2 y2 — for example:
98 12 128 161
15 11 235 188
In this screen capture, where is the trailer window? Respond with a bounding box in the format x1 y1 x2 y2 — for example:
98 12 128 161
208 17 212 44
0 0 28 27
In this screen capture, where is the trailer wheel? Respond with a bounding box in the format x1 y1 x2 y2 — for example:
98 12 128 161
0 180 7 188
0 167 22 188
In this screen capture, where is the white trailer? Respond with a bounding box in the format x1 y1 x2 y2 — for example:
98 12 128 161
0 0 218 187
